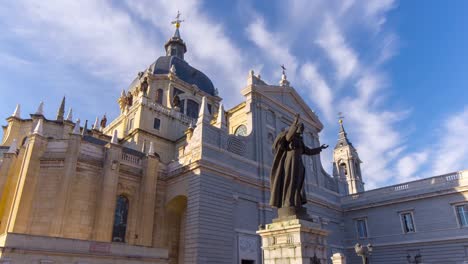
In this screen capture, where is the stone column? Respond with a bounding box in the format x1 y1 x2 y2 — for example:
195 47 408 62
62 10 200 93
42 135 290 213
257 218 328 264
92 143 122 242
331 252 346 264
49 133 81 236
6 134 48 233
136 153 160 246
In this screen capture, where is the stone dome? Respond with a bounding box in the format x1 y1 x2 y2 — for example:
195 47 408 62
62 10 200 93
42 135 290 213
148 56 215 96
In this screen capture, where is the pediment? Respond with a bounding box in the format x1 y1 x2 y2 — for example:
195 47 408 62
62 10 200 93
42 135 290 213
256 85 323 131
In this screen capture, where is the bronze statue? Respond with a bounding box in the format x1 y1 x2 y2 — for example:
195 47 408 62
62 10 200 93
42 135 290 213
270 114 328 212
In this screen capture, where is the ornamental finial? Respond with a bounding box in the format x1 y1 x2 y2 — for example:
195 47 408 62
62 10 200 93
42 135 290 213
172 11 184 29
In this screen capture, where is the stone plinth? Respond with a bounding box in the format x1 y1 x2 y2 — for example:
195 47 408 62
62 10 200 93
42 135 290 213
257 218 328 264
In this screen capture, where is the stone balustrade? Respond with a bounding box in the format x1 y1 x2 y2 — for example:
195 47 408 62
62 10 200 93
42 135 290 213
144 99 196 125
342 170 468 204
121 152 142 166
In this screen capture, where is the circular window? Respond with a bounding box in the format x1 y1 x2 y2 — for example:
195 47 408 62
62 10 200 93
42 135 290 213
234 125 247 136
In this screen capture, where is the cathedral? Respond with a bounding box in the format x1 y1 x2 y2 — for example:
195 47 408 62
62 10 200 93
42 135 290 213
0 18 467 264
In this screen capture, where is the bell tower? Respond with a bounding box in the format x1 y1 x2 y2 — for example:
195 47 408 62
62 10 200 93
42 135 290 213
164 11 187 60
333 117 364 195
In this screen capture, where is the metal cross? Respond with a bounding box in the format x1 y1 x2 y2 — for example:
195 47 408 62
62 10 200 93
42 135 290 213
338 112 344 120
172 11 184 28
281 64 286 75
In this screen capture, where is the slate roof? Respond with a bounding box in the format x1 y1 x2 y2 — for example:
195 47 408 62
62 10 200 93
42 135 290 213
148 56 215 96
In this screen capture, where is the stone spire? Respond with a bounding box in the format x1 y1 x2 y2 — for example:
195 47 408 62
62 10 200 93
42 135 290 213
7 139 18 154
56 96 66 121
72 119 81 134
35 101 44 116
165 11 187 60
93 117 100 130
82 120 88 136
197 96 211 124
12 104 21 118
215 103 227 130
66 108 73 121
335 117 352 149
148 141 155 156
141 140 147 153
33 119 44 136
111 130 119 144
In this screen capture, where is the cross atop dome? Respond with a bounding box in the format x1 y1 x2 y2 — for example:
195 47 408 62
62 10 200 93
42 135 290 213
172 11 184 29
165 12 187 59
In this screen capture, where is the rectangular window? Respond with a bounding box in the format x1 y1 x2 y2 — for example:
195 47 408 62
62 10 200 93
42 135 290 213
456 204 468 227
153 118 161 130
356 219 368 238
207 104 212 114
241 260 254 264
401 212 416 233
127 118 134 131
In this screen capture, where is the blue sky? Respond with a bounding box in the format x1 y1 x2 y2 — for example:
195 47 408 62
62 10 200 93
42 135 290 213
0 0 467 189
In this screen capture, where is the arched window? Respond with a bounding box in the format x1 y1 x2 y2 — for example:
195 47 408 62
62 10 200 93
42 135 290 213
155 89 163 104
179 99 185 114
112 195 129 242
234 125 247 136
339 162 348 177
186 99 199 119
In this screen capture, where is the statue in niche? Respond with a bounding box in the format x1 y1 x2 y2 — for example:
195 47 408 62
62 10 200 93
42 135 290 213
140 77 148 96
127 93 133 107
172 95 181 110
269 113 328 218
100 114 107 128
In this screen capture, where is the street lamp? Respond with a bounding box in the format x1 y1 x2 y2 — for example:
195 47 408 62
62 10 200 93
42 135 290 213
407 253 422 264
355 243 373 264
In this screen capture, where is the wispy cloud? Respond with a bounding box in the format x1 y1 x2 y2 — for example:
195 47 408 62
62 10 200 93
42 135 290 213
245 18 298 82
1 1 158 82
396 151 429 182
299 63 334 122
316 17 359 81
432 106 468 175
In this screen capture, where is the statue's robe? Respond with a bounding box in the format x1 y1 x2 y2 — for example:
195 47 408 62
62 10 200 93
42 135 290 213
269 123 322 208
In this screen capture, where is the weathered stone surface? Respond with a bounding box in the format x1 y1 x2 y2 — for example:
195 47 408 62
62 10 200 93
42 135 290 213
257 218 328 264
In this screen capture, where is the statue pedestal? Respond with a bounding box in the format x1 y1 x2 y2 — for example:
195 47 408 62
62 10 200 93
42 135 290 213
257 218 328 264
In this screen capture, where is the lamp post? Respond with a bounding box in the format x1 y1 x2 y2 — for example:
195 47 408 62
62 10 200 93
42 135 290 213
354 243 373 264
407 253 422 264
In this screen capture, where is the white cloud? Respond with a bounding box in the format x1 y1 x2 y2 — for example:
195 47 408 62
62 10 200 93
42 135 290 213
300 63 334 122
245 18 298 81
316 17 359 81
0 0 250 112
0 1 158 82
432 106 468 175
397 151 429 182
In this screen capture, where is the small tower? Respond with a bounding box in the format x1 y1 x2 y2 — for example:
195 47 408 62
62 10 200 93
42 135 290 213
333 117 364 195
165 11 187 60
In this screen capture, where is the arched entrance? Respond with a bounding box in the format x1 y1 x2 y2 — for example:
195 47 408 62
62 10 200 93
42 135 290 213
165 195 187 264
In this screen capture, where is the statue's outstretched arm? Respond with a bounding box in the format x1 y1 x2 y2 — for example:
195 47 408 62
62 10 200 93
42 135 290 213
303 144 328 156
286 114 300 142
